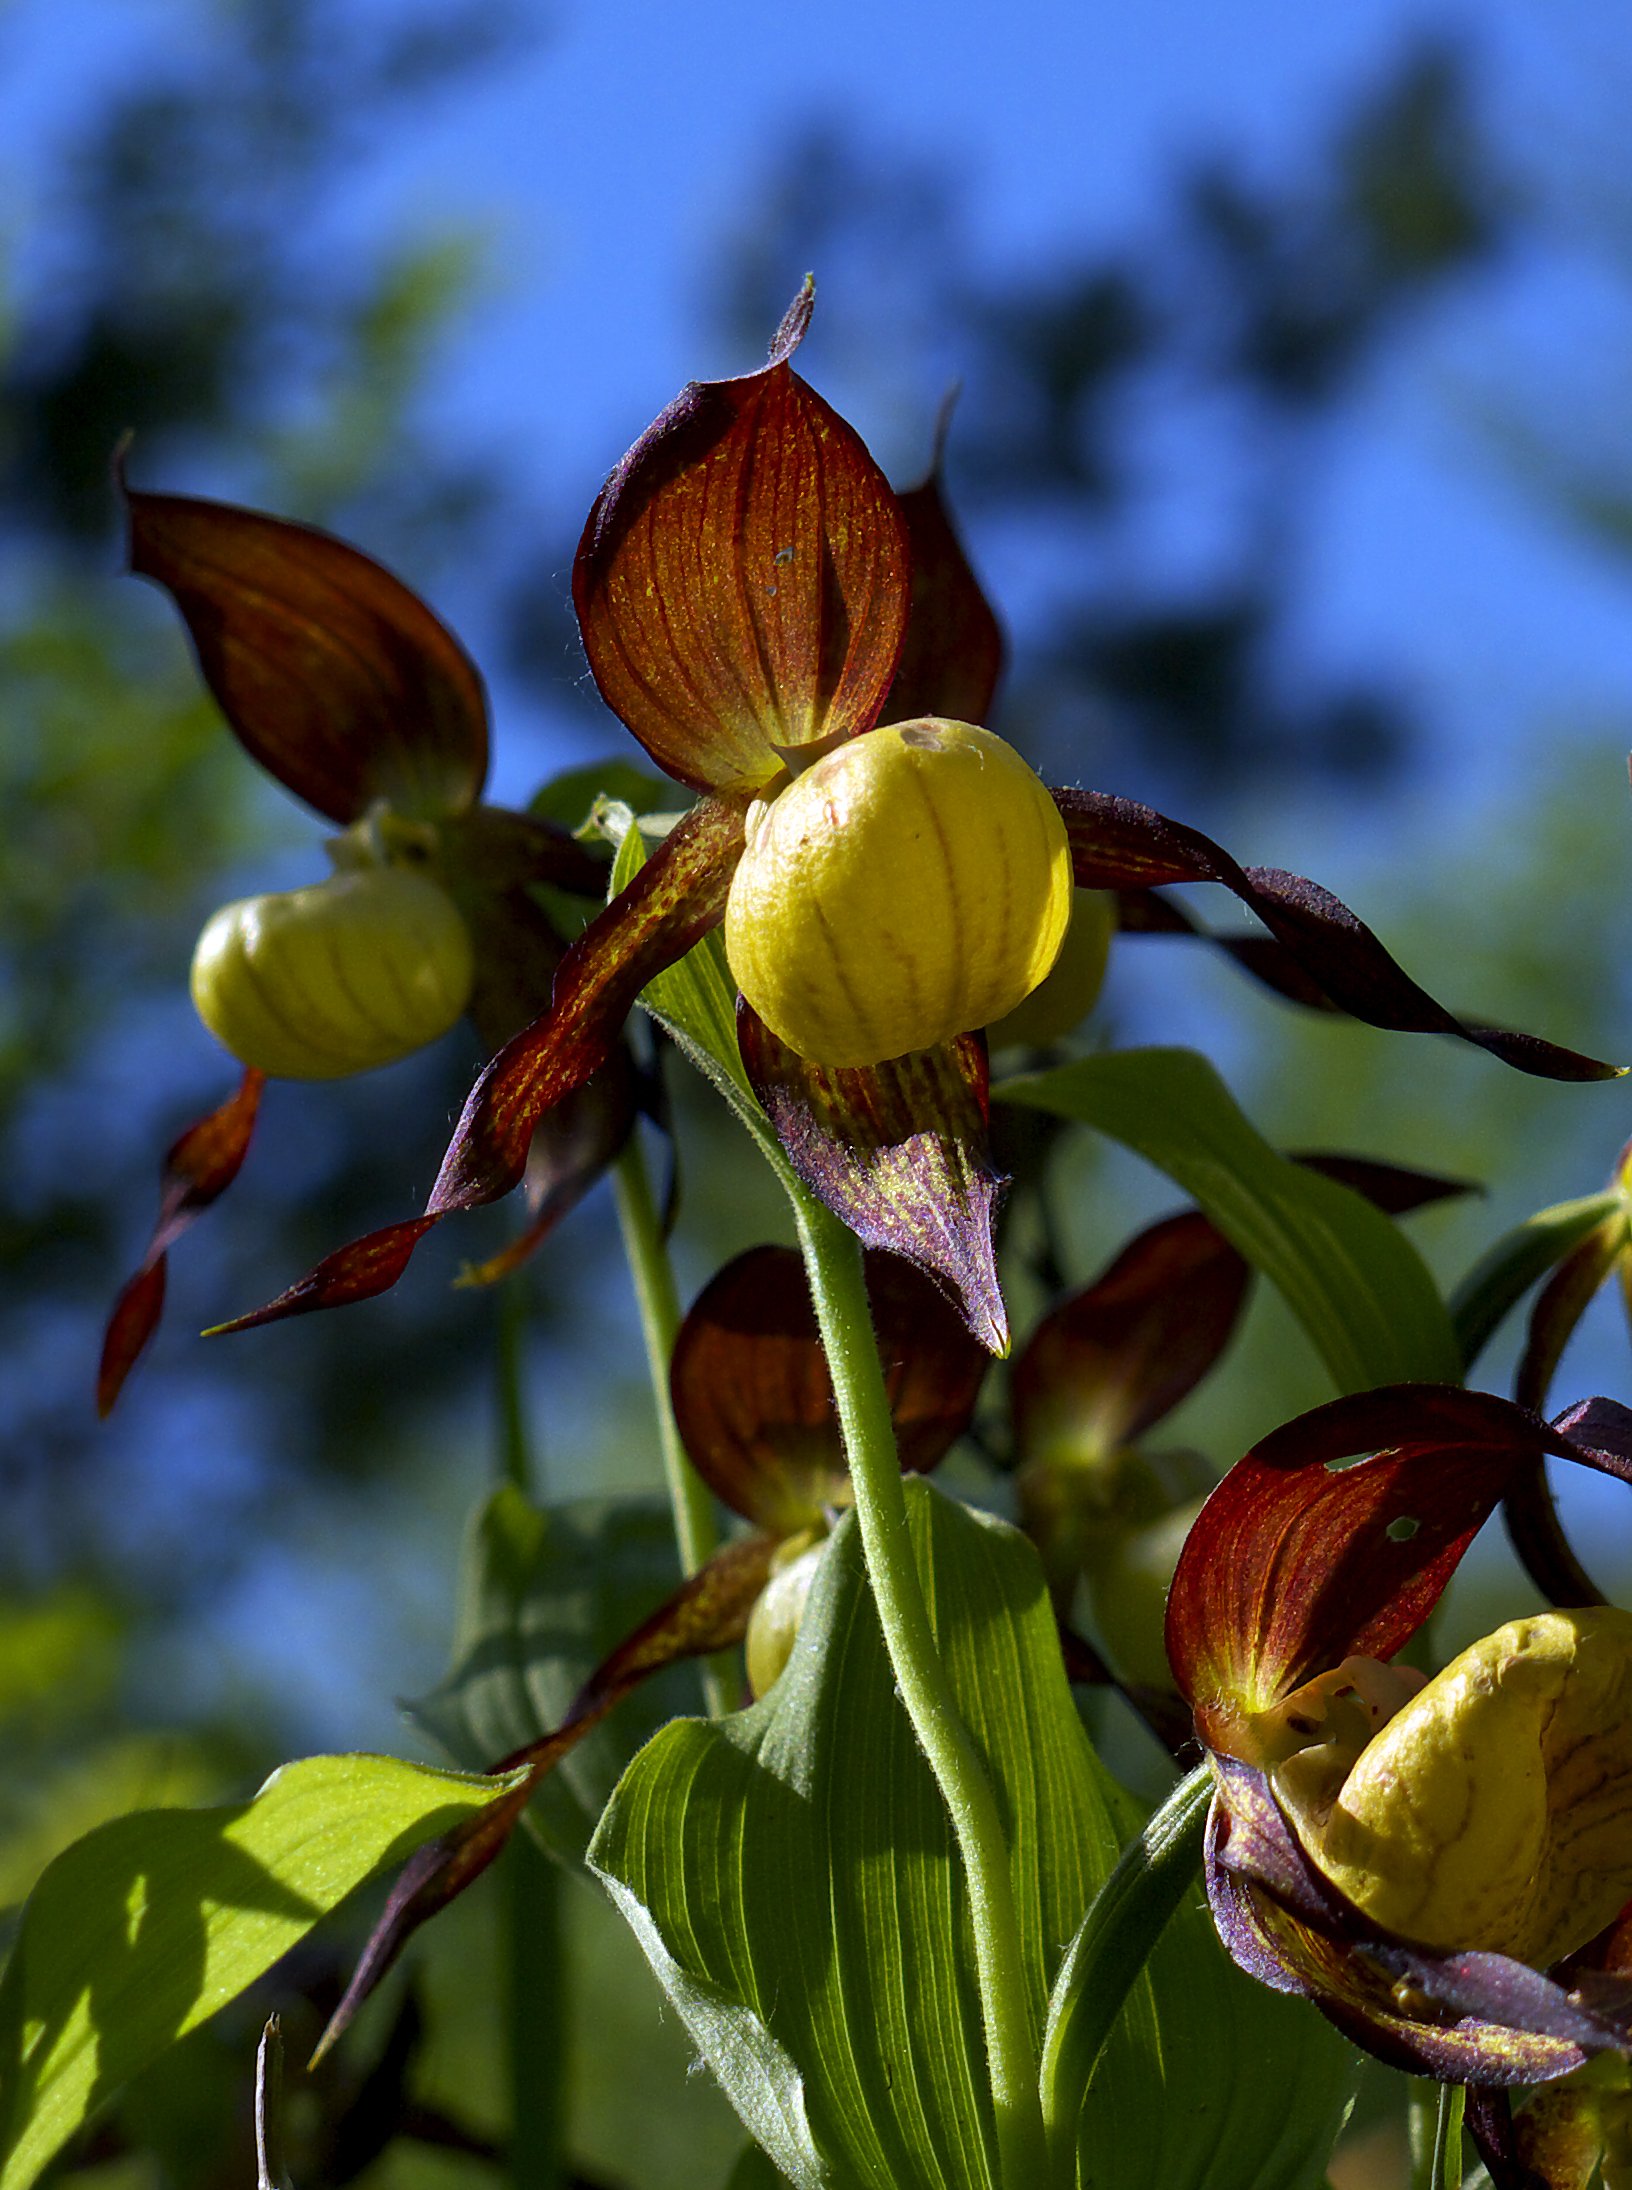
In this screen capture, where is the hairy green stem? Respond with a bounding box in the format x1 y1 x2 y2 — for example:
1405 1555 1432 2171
792 1192 1049 2190
1039 1764 1211 2183
612 1133 737 1715
492 1283 561 2189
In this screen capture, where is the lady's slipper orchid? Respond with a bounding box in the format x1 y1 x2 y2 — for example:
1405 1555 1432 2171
99 483 625 1411
1013 1159 1465 1685
121 283 1618 1360
1164 1381 1632 2179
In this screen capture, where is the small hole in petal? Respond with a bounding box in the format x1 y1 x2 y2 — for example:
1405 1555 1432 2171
1385 1515 1420 1542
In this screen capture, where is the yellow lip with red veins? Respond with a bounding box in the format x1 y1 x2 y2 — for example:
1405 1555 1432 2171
724 717 1072 1068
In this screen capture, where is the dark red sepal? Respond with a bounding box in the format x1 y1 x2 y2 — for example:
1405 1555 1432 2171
1114 887 1339 1011
573 284 909 793
1293 1153 1475 1215
431 797 744 1215
214 797 743 1331
457 1069 639 1291
1516 1216 1628 1414
669 1244 988 1530
125 483 488 824
1058 789 1621 1082
314 1530 778 2062
1467 2090 1551 2190
1165 1386 1632 1751
1013 1211 1250 1461
738 1004 1009 1354
879 428 1004 726
99 1067 265 1410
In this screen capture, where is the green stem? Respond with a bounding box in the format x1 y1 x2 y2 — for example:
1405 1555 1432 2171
491 1282 561 2189
502 1832 565 2190
792 1192 1049 2190
495 1274 536 1494
611 1133 738 1715
1038 1765 1211 2185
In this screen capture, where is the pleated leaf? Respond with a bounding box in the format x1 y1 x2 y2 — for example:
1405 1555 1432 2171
0 1754 515 2190
998 1047 1459 1391
408 1487 696 1865
590 1481 1132 2190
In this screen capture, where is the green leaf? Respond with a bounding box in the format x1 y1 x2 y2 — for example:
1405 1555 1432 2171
590 1481 1132 2190
1041 1770 1355 2190
1448 1188 1624 1371
607 810 792 1176
998 1047 1459 1391
408 1486 702 1865
530 758 676 834
1080 1875 1357 2190
0 1752 514 2190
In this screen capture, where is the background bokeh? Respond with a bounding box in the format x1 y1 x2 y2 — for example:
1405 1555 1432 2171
5 3 1632 2184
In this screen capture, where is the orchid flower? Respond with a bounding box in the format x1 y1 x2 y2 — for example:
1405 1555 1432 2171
99 484 628 1410
1165 1381 1632 2185
116 283 1616 1364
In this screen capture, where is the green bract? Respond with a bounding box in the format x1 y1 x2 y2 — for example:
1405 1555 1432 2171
190 862 475 1080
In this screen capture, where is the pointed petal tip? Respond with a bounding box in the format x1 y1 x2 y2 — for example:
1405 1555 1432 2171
769 276 816 365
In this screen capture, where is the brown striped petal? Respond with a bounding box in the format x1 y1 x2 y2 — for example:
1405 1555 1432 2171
573 284 909 792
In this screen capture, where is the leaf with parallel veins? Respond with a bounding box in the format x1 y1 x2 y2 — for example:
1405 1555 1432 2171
669 1244 989 1531
125 484 488 824
98 1067 265 1412
315 1531 778 2062
1057 788 1621 1082
573 282 910 793
737 1005 1009 1354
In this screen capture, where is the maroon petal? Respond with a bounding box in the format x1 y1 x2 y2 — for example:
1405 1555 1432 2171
738 1004 1008 1353
1059 790 1620 1082
1291 1153 1476 1216
879 425 1004 726
1165 1386 1600 1749
126 483 488 823
1114 888 1339 1013
573 284 909 793
98 1067 265 1412
1012 1210 1250 1459
456 1066 639 1291
1516 1217 1628 1414
313 1531 776 2061
212 798 743 1331
1206 1759 1597 2087
669 1244 989 1529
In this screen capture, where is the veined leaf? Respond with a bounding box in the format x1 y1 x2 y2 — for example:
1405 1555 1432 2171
0 1753 516 2190
999 1047 1459 1391
408 1486 700 1866
590 1482 1132 2190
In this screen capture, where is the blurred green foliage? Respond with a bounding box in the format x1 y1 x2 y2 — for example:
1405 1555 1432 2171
5 8 1632 2188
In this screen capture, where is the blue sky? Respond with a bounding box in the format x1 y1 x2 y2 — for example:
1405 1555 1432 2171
11 0 1632 1737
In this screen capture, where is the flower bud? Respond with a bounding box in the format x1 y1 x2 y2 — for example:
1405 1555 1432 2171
1276 1608 1632 1966
724 719 1072 1067
744 1531 826 1699
191 864 475 1079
